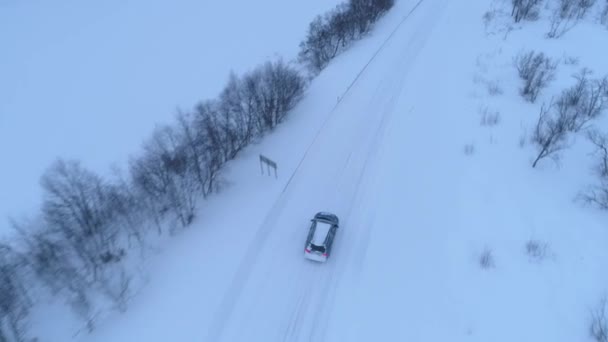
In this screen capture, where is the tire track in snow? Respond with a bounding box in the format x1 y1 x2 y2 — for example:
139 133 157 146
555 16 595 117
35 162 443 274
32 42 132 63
281 276 315 342
305 87 404 342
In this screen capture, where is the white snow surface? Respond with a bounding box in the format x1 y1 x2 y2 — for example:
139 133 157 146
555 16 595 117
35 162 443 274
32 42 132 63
15 0 608 340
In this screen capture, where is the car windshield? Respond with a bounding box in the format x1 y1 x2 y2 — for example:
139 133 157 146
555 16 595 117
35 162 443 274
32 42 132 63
310 244 326 253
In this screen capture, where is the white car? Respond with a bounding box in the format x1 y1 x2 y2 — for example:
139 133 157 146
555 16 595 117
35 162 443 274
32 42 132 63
304 212 339 262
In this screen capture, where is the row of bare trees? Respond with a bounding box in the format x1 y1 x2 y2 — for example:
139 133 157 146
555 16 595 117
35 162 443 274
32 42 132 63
299 0 394 73
0 59 305 342
131 60 305 229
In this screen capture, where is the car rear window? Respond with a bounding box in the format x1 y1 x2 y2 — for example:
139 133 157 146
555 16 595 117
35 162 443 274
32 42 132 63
310 244 326 253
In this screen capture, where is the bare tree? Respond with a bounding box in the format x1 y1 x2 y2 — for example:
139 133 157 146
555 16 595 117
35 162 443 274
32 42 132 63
217 74 257 155
13 223 96 330
192 101 228 196
0 244 31 342
299 14 342 73
515 51 557 103
130 126 198 228
330 4 358 49
41 159 124 282
103 178 146 248
258 60 306 129
176 110 222 197
349 0 394 28
531 100 571 167
235 60 305 133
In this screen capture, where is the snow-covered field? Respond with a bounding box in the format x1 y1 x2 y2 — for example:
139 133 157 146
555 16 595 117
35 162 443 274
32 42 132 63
5 0 608 340
0 0 340 234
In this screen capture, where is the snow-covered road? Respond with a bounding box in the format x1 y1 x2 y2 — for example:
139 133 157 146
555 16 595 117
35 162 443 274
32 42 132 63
206 0 450 340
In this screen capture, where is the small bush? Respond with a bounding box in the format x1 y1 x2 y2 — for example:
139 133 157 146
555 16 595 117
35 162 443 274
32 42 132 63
511 0 543 22
483 10 496 30
480 106 501 126
464 144 476 156
486 80 504 96
580 130 608 209
562 55 580 66
525 239 548 261
519 125 528 148
515 51 557 103
547 0 596 38
479 248 495 269
531 71 608 168
550 69 608 133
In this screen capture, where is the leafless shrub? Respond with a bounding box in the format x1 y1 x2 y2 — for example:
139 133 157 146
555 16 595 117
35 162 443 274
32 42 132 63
591 297 608 342
557 69 608 133
530 71 607 168
488 81 504 96
519 125 528 148
547 0 596 38
479 248 495 269
480 106 502 126
580 130 608 209
464 144 476 156
515 51 557 103
563 55 580 66
101 270 132 313
525 239 548 261
512 0 543 22
589 130 608 179
483 10 497 30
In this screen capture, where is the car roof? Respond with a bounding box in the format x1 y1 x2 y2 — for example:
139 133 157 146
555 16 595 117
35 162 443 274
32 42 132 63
312 221 332 245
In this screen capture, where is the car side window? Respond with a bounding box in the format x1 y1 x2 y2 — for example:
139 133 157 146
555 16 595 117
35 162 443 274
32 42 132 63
307 222 315 240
